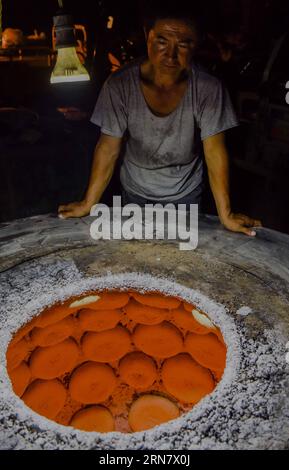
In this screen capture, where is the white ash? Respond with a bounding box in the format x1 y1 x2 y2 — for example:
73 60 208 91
0 257 288 450
236 306 252 316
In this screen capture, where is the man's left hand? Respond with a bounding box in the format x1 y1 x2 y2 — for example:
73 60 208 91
221 212 262 237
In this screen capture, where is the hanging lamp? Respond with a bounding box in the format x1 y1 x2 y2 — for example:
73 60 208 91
50 0 90 84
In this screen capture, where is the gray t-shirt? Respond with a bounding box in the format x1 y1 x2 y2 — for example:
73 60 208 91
91 59 238 201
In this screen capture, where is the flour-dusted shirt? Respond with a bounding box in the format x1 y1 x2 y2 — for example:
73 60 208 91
90 59 238 201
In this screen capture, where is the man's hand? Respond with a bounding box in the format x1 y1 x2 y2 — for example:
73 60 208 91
203 133 262 237
58 201 91 219
220 212 262 237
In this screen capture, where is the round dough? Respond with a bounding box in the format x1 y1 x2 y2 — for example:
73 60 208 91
87 291 129 310
36 303 79 328
131 292 180 309
124 299 167 325
184 333 226 371
82 326 131 362
9 361 31 396
119 352 157 389
132 322 183 358
9 317 37 346
6 338 31 371
78 308 122 332
161 353 215 403
22 379 67 419
69 362 117 404
30 316 75 347
70 405 115 432
128 394 180 432
29 338 79 379
170 307 209 334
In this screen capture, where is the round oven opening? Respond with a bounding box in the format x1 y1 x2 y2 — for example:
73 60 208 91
6 290 226 433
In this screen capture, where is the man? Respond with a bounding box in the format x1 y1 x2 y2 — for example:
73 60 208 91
58 7 261 236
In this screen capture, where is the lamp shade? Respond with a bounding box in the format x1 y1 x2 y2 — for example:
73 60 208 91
50 47 90 83
50 13 90 84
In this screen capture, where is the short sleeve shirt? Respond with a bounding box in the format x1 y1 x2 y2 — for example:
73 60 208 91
91 59 239 201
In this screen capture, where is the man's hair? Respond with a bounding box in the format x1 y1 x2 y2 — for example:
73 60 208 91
141 0 202 39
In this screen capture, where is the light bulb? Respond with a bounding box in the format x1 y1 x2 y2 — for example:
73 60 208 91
50 47 90 84
50 13 90 85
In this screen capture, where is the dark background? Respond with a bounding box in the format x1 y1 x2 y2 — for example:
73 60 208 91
1 0 289 232
3 0 289 39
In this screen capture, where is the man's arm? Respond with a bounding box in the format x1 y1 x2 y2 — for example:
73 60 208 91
203 132 262 236
58 133 122 219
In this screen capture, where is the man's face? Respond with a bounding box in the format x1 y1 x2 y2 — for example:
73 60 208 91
147 19 197 75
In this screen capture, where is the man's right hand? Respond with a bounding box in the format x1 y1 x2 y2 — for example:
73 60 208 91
58 201 92 219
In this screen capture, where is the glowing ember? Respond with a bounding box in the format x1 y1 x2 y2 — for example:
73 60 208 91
6 290 227 433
